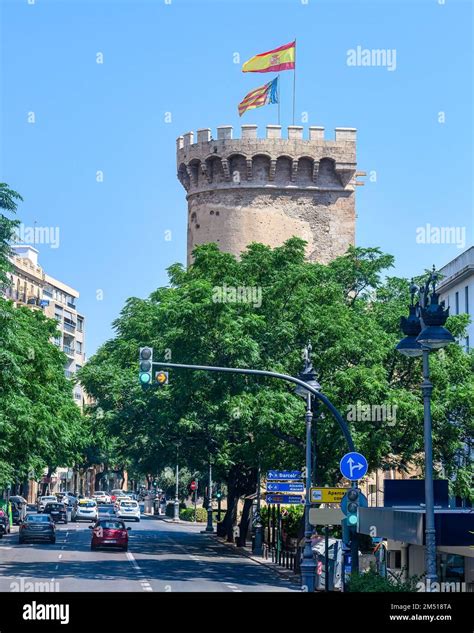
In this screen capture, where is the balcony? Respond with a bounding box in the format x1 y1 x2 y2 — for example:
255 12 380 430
63 322 76 334
63 345 75 357
64 370 74 379
67 301 76 310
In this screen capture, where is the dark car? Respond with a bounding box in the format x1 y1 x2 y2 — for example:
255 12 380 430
10 496 28 524
19 514 56 544
90 519 130 551
44 502 68 524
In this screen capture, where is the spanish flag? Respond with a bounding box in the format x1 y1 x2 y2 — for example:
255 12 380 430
242 40 296 73
238 77 279 117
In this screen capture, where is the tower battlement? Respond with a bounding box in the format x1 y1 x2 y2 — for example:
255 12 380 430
176 124 360 265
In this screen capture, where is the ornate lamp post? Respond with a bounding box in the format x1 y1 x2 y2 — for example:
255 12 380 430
294 343 321 593
173 446 180 522
396 268 454 589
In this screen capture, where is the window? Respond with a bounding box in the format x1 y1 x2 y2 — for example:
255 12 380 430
465 286 469 315
466 336 470 353
76 341 82 354
77 317 84 332
455 291 459 315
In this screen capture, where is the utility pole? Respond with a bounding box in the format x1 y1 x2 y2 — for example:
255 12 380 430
173 447 180 522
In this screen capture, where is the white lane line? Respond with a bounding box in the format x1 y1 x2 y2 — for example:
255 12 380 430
126 551 153 592
55 565 59 570
58 554 62 559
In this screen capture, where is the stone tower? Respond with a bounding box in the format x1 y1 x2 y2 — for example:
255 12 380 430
176 124 362 265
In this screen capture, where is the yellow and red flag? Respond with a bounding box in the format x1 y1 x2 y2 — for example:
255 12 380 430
238 77 279 117
242 40 296 73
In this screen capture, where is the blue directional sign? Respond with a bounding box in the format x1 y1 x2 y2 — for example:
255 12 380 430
339 452 368 481
265 494 304 505
267 470 302 481
266 482 305 493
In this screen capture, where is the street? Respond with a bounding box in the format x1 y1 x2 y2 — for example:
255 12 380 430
0 513 297 593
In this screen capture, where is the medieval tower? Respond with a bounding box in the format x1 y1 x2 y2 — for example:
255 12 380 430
176 124 362 265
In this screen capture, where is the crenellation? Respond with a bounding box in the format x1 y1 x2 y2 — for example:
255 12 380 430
176 124 358 265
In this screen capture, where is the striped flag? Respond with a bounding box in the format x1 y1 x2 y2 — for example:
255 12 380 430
238 77 279 117
242 41 296 74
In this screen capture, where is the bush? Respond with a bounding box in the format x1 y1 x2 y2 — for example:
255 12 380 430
179 507 208 522
348 566 419 592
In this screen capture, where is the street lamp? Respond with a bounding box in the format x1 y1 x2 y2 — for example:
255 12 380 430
205 460 214 533
295 342 321 593
253 459 263 556
396 269 454 589
173 446 180 522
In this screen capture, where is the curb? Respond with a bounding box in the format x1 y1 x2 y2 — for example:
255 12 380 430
213 535 301 586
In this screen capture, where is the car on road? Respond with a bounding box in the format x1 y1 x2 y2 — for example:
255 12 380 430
116 499 140 522
93 491 112 504
113 495 130 509
19 514 56 544
60 493 77 507
98 504 116 519
37 495 58 513
71 499 98 522
90 519 131 552
10 496 28 524
44 502 68 524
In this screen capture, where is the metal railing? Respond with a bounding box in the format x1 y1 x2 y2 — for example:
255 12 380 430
63 345 75 356
262 542 302 574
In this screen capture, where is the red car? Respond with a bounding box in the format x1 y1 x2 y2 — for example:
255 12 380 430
89 519 131 551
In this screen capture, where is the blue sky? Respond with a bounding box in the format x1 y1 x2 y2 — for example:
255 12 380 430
1 0 472 357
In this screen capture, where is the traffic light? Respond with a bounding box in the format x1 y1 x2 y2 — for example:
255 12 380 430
139 347 153 385
155 370 169 386
216 488 222 500
346 487 360 527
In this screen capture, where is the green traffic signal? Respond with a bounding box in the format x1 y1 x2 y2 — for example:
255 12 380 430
346 488 359 527
139 347 153 385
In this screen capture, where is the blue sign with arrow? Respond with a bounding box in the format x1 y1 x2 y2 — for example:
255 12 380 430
266 482 305 493
265 494 304 505
267 470 302 481
339 452 368 481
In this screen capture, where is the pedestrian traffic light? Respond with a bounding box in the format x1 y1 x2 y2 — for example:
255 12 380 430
139 347 153 385
346 488 359 527
155 370 169 386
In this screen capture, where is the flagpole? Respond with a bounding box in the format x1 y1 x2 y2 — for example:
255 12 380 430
292 39 296 125
278 74 281 125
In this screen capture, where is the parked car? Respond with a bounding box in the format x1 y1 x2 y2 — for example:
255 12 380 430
93 491 112 504
37 495 57 513
116 499 140 522
0 509 10 538
44 502 68 524
19 514 56 544
90 519 131 551
71 498 98 522
10 496 28 524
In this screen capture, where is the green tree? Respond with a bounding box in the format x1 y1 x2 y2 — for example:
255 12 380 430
0 183 22 286
79 239 473 542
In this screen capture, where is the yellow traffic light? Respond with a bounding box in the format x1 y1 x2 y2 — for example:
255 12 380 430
155 371 169 385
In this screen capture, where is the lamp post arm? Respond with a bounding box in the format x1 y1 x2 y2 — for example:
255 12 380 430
151 361 355 452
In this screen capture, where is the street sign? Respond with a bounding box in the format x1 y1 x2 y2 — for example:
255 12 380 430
190 481 197 491
339 452 368 481
309 507 344 526
265 494 304 505
266 482 305 493
310 487 348 504
267 470 302 481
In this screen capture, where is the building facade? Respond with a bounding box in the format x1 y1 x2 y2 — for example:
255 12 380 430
2 245 88 500
437 246 473 352
177 124 364 265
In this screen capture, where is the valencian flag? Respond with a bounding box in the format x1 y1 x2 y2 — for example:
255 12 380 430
238 77 279 117
242 40 296 73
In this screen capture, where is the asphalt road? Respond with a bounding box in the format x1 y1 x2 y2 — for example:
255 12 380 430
0 512 298 593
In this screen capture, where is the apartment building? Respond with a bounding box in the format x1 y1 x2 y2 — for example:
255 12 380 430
437 246 473 352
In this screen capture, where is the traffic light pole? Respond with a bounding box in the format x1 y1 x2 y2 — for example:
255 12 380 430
205 461 214 532
350 482 360 576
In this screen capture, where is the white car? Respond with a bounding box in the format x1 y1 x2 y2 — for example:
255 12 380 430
93 491 111 504
61 493 76 507
116 499 140 522
113 495 130 509
37 495 58 513
71 499 98 522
